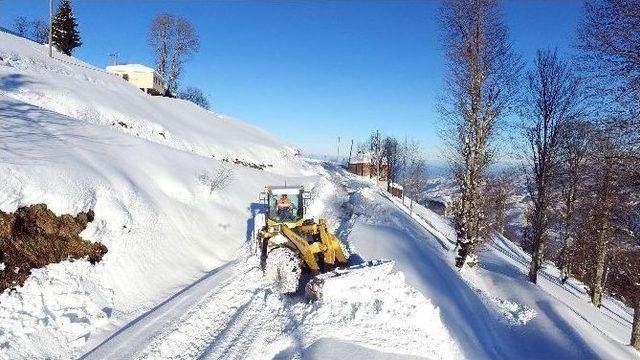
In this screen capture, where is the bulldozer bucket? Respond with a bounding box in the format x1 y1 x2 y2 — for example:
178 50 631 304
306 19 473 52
305 260 392 301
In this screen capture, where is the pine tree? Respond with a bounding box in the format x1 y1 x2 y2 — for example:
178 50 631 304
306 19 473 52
51 0 82 56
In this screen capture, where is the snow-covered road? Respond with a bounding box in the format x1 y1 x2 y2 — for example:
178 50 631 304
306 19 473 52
81 260 238 359
79 162 462 360
81 250 459 360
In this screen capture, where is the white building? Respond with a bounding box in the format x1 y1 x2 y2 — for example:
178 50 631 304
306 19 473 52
106 64 164 95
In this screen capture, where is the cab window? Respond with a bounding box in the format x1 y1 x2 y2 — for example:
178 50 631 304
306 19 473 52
268 192 301 222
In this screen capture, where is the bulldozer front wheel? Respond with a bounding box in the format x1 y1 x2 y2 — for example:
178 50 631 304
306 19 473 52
266 247 302 294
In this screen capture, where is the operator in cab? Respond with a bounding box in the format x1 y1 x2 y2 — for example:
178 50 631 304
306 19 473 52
276 194 295 221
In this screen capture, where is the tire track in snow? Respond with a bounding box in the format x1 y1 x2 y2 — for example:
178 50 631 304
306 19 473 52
135 255 268 359
197 291 267 360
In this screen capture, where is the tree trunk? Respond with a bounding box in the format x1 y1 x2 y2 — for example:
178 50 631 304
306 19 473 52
528 196 547 284
602 264 610 291
591 231 607 307
632 285 640 350
528 240 544 283
560 244 571 284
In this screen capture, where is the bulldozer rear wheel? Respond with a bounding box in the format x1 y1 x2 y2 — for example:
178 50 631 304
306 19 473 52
266 247 302 294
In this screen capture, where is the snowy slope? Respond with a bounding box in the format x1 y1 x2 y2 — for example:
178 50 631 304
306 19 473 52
0 34 296 170
319 164 638 359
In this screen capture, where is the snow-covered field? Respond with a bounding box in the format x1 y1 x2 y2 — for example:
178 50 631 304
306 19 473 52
1 30 639 360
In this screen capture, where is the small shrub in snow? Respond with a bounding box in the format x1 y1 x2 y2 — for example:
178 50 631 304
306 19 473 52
199 164 234 194
178 86 210 110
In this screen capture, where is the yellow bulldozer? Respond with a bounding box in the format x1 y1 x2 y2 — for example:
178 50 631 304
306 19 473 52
252 185 350 294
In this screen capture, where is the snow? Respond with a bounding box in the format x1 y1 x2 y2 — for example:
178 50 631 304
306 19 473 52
390 182 403 190
350 151 373 164
86 249 460 360
0 260 112 359
349 150 387 166
265 246 302 293
1 29 638 360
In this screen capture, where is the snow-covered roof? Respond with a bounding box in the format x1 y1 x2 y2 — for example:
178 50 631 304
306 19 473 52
268 186 303 195
350 151 373 164
390 182 403 190
350 151 388 165
106 64 156 73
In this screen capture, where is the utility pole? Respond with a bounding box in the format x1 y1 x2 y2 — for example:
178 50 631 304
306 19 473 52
109 52 120 65
376 130 381 187
48 0 53 58
348 139 354 164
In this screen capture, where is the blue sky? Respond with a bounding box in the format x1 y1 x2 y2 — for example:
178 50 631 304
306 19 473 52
1 1 583 161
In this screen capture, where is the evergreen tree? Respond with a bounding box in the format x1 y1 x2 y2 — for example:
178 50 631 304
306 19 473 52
51 0 82 56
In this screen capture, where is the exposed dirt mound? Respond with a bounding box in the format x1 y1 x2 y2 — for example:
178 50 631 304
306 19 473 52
0 204 107 292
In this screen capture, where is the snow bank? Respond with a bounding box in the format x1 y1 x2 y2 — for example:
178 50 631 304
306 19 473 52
0 34 299 172
0 260 112 359
460 267 537 326
305 260 461 358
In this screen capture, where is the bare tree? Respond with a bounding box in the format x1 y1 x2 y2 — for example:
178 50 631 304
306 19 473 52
633 282 640 349
576 0 640 123
31 19 49 44
522 49 583 283
179 86 210 109
168 18 199 94
576 3 640 335
483 172 512 234
629 226 640 349
148 13 174 89
556 120 591 284
439 0 522 268
399 140 427 215
382 136 401 190
583 129 632 307
12 16 29 37
199 164 234 194
148 14 200 95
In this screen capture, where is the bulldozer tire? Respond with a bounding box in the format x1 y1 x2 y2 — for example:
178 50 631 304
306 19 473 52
266 247 302 294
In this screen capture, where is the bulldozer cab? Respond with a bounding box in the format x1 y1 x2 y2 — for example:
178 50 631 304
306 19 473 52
261 186 308 223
